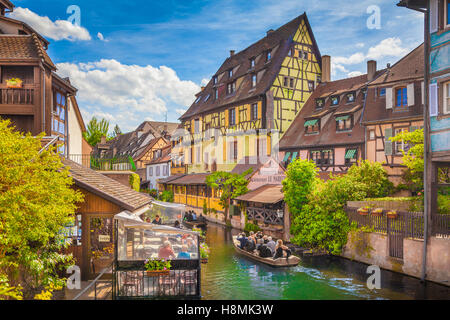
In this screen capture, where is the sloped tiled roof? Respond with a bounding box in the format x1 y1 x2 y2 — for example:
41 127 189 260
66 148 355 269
279 69 385 149
62 158 152 211
0 34 55 69
180 13 321 121
234 184 284 204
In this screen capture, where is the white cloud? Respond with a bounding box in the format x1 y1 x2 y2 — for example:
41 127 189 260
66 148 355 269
201 78 210 86
356 42 365 48
347 71 363 77
176 108 187 115
97 32 108 42
9 7 91 41
57 59 200 123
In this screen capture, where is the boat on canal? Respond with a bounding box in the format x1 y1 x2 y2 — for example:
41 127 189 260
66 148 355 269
232 236 300 267
182 219 207 228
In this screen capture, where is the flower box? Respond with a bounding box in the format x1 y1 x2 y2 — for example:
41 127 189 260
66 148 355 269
201 258 208 264
386 210 398 219
146 270 170 277
6 78 22 88
357 207 370 216
371 208 384 217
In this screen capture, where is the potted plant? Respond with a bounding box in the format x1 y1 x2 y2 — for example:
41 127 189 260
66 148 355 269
200 243 210 264
6 78 23 88
144 258 171 276
386 210 398 219
357 206 370 216
90 244 114 272
192 227 206 241
371 208 384 217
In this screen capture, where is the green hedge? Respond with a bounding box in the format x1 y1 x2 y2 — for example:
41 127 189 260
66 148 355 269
129 173 140 192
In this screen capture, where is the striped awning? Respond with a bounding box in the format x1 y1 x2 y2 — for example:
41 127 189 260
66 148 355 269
283 152 291 161
345 149 357 159
336 115 350 121
304 119 318 127
290 152 298 163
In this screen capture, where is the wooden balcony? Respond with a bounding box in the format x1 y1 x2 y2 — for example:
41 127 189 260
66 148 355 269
0 84 35 105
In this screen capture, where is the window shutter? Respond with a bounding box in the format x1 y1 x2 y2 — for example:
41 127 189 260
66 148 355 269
386 88 393 109
225 109 229 127
384 128 393 155
421 81 424 105
429 83 438 116
430 0 438 33
407 83 415 106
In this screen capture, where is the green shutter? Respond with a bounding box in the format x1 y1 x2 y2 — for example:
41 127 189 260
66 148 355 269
345 149 357 159
290 152 298 163
283 152 291 161
384 127 393 155
384 128 393 138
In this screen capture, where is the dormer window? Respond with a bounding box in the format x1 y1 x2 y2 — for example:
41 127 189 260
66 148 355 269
379 88 386 96
305 119 319 134
288 48 293 57
228 69 233 78
227 81 236 95
195 96 202 104
213 76 218 85
214 88 218 100
204 94 210 102
308 81 315 92
250 58 255 68
346 92 355 103
316 98 325 109
298 50 308 60
330 96 340 106
395 87 408 108
266 50 272 62
251 74 257 88
283 76 294 89
336 115 352 131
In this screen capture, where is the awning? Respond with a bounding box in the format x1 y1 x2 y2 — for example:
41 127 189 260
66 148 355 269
336 115 350 121
290 152 298 163
304 119 318 127
283 152 291 161
345 149 357 159
234 185 284 204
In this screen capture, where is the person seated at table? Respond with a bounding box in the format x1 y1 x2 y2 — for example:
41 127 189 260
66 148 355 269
257 242 273 258
186 238 197 252
152 215 162 225
174 220 181 228
158 240 176 260
236 233 248 249
177 245 190 259
273 239 291 260
145 217 151 223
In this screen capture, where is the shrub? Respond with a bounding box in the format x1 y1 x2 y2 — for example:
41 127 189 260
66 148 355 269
346 160 393 198
129 173 140 192
203 200 208 215
159 190 174 203
244 222 261 233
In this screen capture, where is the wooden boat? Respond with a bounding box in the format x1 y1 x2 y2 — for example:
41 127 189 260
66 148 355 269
182 219 207 229
232 236 300 267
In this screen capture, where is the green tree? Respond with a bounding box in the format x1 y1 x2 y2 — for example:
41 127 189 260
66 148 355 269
0 118 84 299
112 124 122 138
206 169 252 223
159 190 174 203
83 117 112 147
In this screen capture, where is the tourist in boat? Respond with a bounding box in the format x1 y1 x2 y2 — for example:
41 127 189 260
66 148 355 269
262 235 269 244
244 235 256 252
152 215 162 225
256 238 264 250
174 220 181 228
177 245 191 259
273 239 291 260
192 211 197 221
257 242 273 258
184 211 192 221
236 233 248 249
158 240 176 260
266 236 276 254
256 231 263 240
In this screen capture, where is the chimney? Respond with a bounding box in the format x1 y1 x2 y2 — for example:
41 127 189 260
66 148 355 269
201 86 205 91
322 55 331 82
266 29 274 36
100 135 106 144
367 60 377 81
230 50 235 57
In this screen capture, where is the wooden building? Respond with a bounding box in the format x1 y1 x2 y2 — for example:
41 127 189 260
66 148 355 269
62 158 152 280
279 59 386 179
178 13 322 175
362 44 424 185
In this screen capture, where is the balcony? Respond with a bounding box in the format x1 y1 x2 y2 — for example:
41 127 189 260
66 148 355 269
0 84 35 105
68 154 137 171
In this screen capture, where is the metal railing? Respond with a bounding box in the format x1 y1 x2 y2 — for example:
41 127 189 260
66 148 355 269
72 262 113 300
68 154 137 171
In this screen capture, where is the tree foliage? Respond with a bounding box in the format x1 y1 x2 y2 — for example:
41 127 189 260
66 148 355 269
284 159 392 255
83 117 112 147
205 169 252 222
129 173 140 192
112 124 122 138
0 118 84 299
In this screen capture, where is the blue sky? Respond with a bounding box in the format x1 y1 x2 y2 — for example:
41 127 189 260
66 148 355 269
9 0 424 132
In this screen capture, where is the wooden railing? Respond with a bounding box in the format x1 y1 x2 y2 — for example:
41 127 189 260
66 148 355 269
247 207 283 225
0 84 35 105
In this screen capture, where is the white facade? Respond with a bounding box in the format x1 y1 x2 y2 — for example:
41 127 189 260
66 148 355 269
67 96 83 161
146 161 171 190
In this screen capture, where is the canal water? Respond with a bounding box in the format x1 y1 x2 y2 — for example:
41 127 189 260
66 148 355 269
200 223 450 300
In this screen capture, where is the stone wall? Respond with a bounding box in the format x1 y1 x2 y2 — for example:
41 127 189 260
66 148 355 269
341 232 450 286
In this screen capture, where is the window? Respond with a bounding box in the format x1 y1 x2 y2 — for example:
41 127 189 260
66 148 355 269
305 119 319 134
196 147 201 163
446 0 450 27
310 150 333 166
195 96 201 103
330 95 340 106
213 76 218 85
369 130 375 140
149 167 153 176
227 82 236 95
287 48 293 57
194 119 200 133
251 103 258 120
316 98 324 109
228 69 233 78
394 128 410 154
336 115 352 131
214 88 218 100
156 166 160 176
251 74 257 88
266 50 272 62
395 87 408 108
379 88 386 96
283 76 294 88
299 50 308 60
233 140 238 160
204 94 210 102
346 92 355 103
229 108 236 126
250 58 255 68
444 81 450 115
308 81 315 92
344 148 358 165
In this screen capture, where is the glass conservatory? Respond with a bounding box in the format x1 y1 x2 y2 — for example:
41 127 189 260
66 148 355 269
145 200 186 226
112 211 201 299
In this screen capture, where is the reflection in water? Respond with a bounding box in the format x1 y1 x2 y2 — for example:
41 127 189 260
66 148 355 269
201 224 450 300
